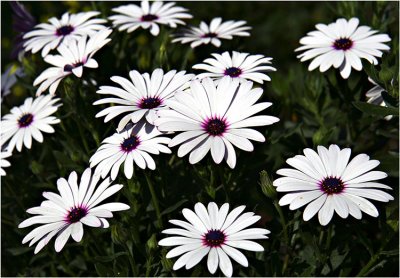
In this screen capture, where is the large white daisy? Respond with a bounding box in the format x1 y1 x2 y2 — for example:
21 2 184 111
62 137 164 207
193 51 276 84
172 17 251 48
94 68 194 131
33 28 112 96
154 77 280 168
159 202 270 277
18 168 130 254
23 11 107 57
295 18 391 79
0 149 12 176
109 0 192 36
90 121 171 180
274 144 394 226
366 77 393 121
1 95 61 152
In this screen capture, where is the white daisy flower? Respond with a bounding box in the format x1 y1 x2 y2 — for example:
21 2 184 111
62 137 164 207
295 17 391 79
23 11 107 57
18 168 130 254
274 144 394 226
193 51 276 84
172 17 251 48
109 0 192 36
159 202 270 277
33 28 112 96
94 68 194 131
366 77 393 121
1 95 61 152
90 121 171 180
0 149 12 176
154 77 280 168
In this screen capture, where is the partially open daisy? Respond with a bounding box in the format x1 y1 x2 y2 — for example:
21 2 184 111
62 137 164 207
109 0 192 36
295 18 391 79
193 51 276 84
94 68 194 131
366 77 393 121
172 17 251 48
154 77 279 168
34 28 112 96
1 95 61 152
0 149 12 176
18 168 130 254
90 121 171 180
159 202 270 277
274 144 394 226
23 11 107 57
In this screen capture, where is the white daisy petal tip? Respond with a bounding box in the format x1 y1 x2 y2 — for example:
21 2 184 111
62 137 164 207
296 17 391 79
18 168 129 253
158 202 269 277
275 144 393 226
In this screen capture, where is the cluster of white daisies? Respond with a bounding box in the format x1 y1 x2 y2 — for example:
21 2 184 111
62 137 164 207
0 1 395 277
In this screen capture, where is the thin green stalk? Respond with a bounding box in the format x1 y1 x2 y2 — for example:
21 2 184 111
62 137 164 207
144 172 162 228
273 200 289 245
123 243 138 277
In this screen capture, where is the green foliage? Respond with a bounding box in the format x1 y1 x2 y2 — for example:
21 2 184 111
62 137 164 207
1 1 399 277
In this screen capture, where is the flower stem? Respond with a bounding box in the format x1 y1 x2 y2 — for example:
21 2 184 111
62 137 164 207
144 172 162 228
273 200 289 245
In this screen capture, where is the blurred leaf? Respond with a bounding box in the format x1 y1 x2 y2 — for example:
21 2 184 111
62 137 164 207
352 101 399 116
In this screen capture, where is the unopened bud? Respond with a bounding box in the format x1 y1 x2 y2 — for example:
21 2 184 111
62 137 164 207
259 170 277 199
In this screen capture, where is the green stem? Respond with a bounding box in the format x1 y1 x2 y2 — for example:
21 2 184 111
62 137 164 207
273 200 289 245
144 172 162 228
123 244 138 276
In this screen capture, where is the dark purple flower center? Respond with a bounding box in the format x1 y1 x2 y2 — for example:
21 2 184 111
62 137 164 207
224 67 242 78
67 206 87 223
63 62 84 72
139 97 162 109
121 136 140 153
204 229 225 247
203 118 227 136
202 32 217 38
56 25 74 36
18 113 34 128
333 38 353 50
320 177 345 194
141 14 158 22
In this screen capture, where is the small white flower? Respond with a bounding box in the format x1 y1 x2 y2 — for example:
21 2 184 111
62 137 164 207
94 68 194 131
193 51 276 84
33 28 112 96
159 202 270 277
274 144 394 226
0 149 12 176
18 168 130 253
366 77 393 121
172 17 251 48
1 95 61 152
90 121 171 180
154 77 280 168
109 0 192 36
295 17 391 79
23 11 107 57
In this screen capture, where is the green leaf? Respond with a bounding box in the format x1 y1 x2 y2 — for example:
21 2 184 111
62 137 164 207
352 101 399 117
160 199 188 216
94 252 127 263
95 263 113 277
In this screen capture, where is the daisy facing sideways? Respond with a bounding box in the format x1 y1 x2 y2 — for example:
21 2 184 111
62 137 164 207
109 0 192 36
295 17 391 79
193 51 276 84
1 95 61 152
172 17 251 48
366 77 393 121
159 202 270 277
154 77 280 168
18 168 130 254
94 68 194 130
23 11 107 57
274 144 393 226
90 121 171 180
34 28 112 96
